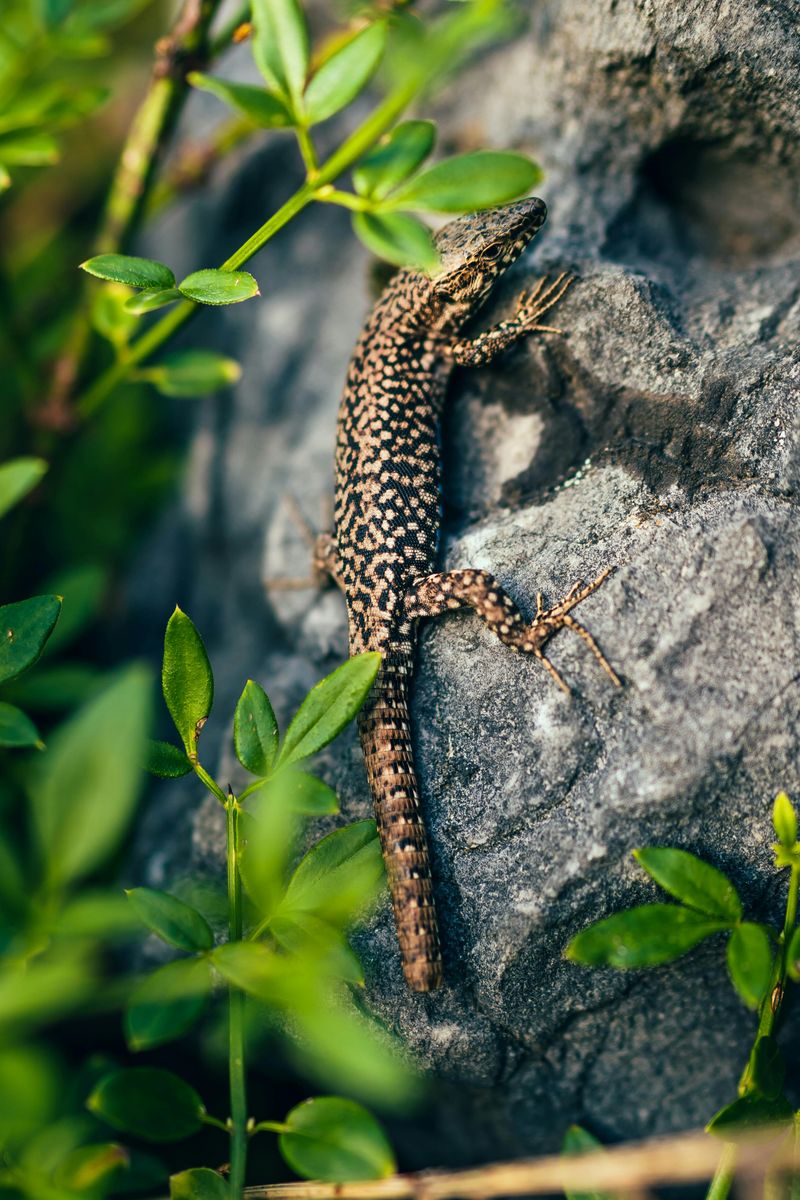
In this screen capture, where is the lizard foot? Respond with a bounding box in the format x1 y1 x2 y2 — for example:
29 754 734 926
516 271 575 335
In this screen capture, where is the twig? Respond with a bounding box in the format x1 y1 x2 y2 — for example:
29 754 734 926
37 0 225 431
146 115 257 215
243 1129 793 1200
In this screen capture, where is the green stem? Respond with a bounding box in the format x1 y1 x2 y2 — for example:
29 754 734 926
316 188 370 212
194 761 228 806
296 126 319 177
706 1142 738 1200
227 798 248 1199
73 79 419 419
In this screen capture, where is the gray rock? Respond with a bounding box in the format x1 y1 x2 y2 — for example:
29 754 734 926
130 0 800 1164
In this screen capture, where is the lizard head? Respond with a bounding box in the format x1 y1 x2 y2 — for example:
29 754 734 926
430 197 547 311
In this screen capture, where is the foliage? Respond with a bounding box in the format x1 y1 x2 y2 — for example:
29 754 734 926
566 792 800 1191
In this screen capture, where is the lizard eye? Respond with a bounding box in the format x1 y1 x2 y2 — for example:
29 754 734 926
483 244 503 261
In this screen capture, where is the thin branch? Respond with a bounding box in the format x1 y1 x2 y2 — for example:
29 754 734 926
243 1129 794 1200
37 0 225 431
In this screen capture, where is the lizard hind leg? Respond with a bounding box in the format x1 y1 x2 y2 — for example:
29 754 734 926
264 494 346 594
405 566 621 694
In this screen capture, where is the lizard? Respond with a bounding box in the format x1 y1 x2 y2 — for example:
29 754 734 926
305 197 622 992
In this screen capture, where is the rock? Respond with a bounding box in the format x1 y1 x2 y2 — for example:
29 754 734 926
129 0 800 1164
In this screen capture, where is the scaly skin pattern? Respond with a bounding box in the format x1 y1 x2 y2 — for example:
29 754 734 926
319 199 621 991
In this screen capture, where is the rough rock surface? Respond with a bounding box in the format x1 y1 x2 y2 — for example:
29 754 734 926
130 0 800 1163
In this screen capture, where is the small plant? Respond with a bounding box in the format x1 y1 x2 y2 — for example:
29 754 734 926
87 607 411 1198
566 791 800 1197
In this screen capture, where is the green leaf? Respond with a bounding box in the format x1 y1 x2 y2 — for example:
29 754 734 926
561 1125 611 1200
126 887 213 952
278 820 385 925
707 1092 792 1136
145 739 192 777
304 22 387 126
278 652 381 768
0 131 59 165
43 563 107 654
178 269 260 306
633 847 742 921
386 150 542 213
0 595 62 683
235 679 279 775
773 791 797 848
3 663 103 711
270 914 364 986
251 769 339 816
125 958 212 1050
0 458 47 518
124 287 183 314
787 925 800 981
353 120 436 200
162 607 213 757
749 1035 785 1100
0 702 43 749
55 891 142 939
251 0 309 107
353 212 438 272
565 904 731 968
32 667 151 885
88 1068 205 1143
91 282 138 346
0 165 10 192
80 254 175 289
0 956 94 1032
238 805 299 918
188 73 291 126
727 923 773 1009
212 941 287 1004
54 1143 129 1192
278 1097 396 1182
170 1167 229 1200
147 350 242 397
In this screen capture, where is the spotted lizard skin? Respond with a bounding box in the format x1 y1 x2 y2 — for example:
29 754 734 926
317 198 620 991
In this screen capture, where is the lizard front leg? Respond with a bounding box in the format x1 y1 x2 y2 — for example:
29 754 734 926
405 566 621 694
444 273 574 366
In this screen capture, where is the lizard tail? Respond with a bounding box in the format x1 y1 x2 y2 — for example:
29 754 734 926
358 654 443 992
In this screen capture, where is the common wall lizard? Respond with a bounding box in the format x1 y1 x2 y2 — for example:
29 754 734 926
311 198 621 991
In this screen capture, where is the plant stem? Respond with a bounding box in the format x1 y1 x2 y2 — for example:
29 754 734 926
227 797 248 1199
38 0 225 430
705 1142 737 1200
73 79 419 419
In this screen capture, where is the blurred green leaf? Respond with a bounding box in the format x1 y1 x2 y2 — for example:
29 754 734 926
561 1125 611 1200
0 131 59 165
353 211 437 271
125 958 212 1051
278 1097 395 1182
727 923 773 1009
42 564 106 654
239 804 299 918
707 1092 792 1136
749 1035 785 1100
55 891 142 939
773 792 797 848
32 667 151 885
0 458 47 519
124 287 183 314
0 595 62 683
353 120 436 200
145 739 192 778
0 1046 58 1143
633 847 742 921
278 652 380 768
91 282 138 347
88 1068 205 1143
81 254 175 289
249 769 339 816
251 0 309 107
188 73 291 126
0 165 10 192
270 914 364 986
178 269 260 306
235 679 279 776
277 820 384 926
565 904 730 968
146 350 242 397
387 150 541 213
2 663 104 711
162 607 213 758
54 1143 129 1192
304 22 386 126
212 941 287 1004
0 702 42 749
170 1167 229 1200
788 926 800 981
0 956 94 1032
126 887 213 952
